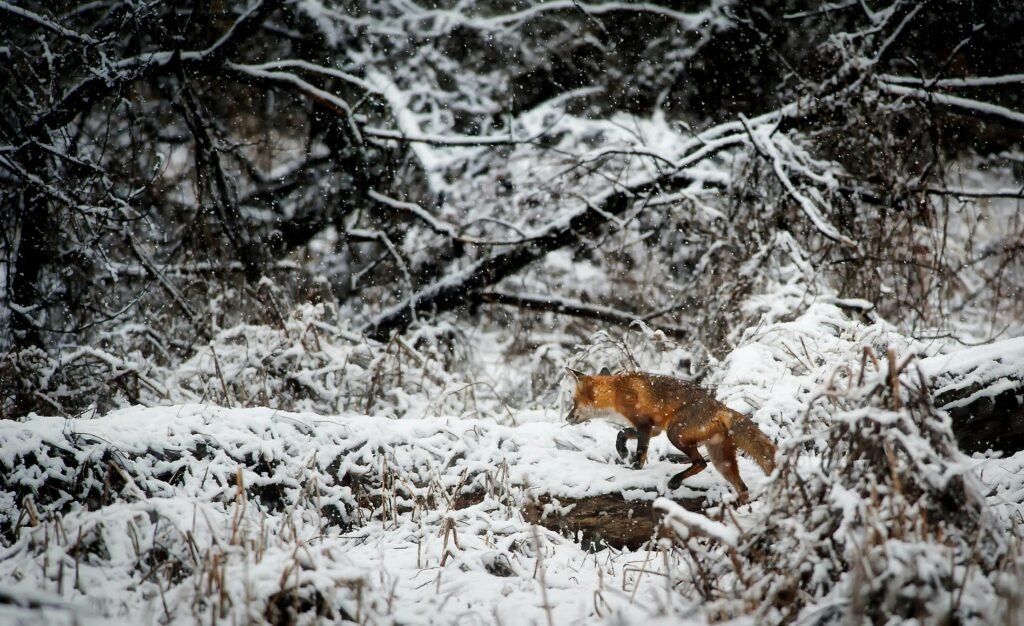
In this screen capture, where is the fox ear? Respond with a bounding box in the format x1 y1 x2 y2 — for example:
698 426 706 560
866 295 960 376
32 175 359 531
565 367 586 381
598 366 611 376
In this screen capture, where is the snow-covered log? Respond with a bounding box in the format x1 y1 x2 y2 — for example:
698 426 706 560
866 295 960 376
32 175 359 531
921 337 1024 454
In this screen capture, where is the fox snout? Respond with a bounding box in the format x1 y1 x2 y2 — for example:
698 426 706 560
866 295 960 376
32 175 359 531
565 402 581 424
565 401 596 424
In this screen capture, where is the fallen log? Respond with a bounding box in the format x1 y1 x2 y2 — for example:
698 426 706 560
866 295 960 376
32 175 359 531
921 337 1024 454
524 491 705 550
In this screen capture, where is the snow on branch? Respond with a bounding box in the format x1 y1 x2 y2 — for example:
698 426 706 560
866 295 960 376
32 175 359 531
368 190 458 240
655 497 738 546
361 188 639 340
22 0 283 138
743 120 856 247
236 59 381 93
362 126 526 147
198 0 283 65
913 185 1024 200
360 105 860 340
389 0 722 33
480 1 719 29
869 0 926 66
226 62 362 142
0 2 97 44
880 73 1024 89
783 1 859 21
880 82 1024 130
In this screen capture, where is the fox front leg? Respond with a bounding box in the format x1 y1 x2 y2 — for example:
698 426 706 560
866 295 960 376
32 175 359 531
616 426 652 469
632 426 652 469
615 428 638 461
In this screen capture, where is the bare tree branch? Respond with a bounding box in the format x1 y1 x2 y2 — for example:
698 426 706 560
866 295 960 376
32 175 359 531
126 235 198 323
475 291 689 340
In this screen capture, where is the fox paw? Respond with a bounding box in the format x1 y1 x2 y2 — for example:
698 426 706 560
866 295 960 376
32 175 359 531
616 453 643 468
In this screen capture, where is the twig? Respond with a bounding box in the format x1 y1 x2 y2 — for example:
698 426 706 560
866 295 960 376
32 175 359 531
127 234 197 322
529 509 555 626
886 347 901 410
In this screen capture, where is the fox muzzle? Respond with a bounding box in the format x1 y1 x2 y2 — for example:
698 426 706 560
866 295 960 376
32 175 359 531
566 403 579 424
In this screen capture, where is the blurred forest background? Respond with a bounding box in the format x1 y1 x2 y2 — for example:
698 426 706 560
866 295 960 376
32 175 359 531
2 0 1023 416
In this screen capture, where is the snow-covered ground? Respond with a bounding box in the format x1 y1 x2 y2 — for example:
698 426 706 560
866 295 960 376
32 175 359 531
3 301 1023 625
0 404 726 626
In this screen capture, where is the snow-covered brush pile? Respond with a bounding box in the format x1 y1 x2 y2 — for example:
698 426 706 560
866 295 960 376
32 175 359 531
667 347 1024 624
160 304 477 419
1 303 481 421
3 295 1024 625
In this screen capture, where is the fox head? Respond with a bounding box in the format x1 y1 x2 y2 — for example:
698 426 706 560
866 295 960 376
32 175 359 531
565 366 611 424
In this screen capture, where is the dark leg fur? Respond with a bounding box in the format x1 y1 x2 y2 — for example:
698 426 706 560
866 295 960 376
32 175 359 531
616 428 637 460
616 426 652 468
632 426 651 469
667 443 707 489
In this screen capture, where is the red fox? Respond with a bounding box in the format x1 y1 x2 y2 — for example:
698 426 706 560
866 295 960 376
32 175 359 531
565 368 776 498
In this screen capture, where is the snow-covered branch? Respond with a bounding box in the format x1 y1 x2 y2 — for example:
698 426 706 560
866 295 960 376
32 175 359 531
0 2 96 44
880 73 1024 89
475 291 690 340
913 185 1024 200
744 120 856 247
226 62 362 142
368 190 458 240
22 0 283 138
362 126 526 147
361 187 640 340
880 81 1024 129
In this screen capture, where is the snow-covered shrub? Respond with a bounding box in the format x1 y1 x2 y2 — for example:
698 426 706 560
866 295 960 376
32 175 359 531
0 334 165 419
161 303 474 418
668 347 1022 624
0 299 488 420
0 407 391 624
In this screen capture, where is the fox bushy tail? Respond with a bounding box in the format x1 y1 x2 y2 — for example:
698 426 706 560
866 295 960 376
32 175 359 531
730 414 777 474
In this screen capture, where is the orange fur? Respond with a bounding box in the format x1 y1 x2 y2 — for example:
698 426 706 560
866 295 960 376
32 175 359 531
566 370 776 497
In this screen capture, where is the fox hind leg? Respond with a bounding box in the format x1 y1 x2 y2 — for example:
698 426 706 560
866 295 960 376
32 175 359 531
667 443 707 489
707 437 749 500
